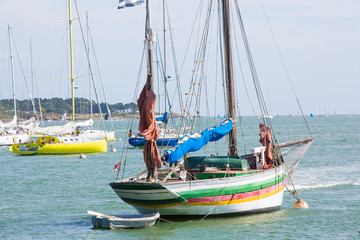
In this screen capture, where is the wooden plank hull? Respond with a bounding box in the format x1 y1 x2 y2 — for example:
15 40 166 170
110 166 284 216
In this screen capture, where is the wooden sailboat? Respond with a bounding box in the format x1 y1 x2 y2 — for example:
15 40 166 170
110 0 313 217
9 0 107 155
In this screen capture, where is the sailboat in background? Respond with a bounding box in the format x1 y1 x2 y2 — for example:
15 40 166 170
129 114 183 148
61 111 67 121
127 0 184 148
0 117 31 146
110 0 313 217
0 25 32 146
80 12 116 142
9 0 107 155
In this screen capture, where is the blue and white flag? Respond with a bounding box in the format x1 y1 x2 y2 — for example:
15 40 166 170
118 0 145 9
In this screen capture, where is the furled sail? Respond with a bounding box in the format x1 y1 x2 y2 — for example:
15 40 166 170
75 119 93 128
18 117 36 126
163 119 233 163
0 115 17 129
31 122 75 136
138 83 161 169
18 117 38 131
118 0 144 9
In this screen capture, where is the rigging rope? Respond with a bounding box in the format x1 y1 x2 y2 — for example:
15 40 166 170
74 0 107 133
230 6 259 124
11 30 38 120
258 0 312 136
182 0 213 133
88 28 115 131
217 2 228 117
233 1 282 150
116 43 147 180
165 0 185 118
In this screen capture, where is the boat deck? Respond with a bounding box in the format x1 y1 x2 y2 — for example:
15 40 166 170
128 168 265 184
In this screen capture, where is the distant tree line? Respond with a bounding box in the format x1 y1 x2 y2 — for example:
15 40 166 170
0 98 137 117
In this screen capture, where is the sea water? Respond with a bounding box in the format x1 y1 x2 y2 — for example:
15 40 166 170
0 115 359 239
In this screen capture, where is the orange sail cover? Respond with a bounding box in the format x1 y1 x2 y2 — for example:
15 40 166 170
137 83 161 169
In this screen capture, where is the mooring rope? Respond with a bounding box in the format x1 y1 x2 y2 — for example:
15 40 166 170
283 162 301 201
201 169 231 220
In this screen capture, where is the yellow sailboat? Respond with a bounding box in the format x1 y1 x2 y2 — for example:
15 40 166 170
9 136 107 155
9 0 107 155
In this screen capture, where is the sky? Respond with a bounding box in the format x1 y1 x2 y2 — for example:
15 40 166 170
0 0 359 116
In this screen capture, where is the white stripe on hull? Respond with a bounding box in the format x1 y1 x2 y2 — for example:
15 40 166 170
166 166 283 194
113 188 180 201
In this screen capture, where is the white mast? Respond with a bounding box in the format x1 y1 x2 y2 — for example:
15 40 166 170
8 25 17 124
86 11 93 120
68 0 76 122
163 0 167 118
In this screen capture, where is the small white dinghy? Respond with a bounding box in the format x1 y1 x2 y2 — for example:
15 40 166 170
87 210 160 229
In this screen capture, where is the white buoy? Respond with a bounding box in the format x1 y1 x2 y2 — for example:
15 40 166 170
111 148 117 152
80 153 87 159
293 200 308 209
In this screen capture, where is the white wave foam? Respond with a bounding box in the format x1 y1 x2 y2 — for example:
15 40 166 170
288 180 353 190
353 178 360 186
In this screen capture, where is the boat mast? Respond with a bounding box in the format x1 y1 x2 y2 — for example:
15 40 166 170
30 39 34 103
86 11 93 120
221 0 238 156
30 39 38 119
146 0 153 90
163 0 168 119
8 25 17 124
144 0 156 180
29 39 44 126
68 0 75 122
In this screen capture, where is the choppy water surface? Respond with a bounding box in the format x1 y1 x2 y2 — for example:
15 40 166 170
0 115 359 239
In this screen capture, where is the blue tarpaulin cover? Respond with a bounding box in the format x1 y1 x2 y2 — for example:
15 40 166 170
155 112 168 124
164 119 233 163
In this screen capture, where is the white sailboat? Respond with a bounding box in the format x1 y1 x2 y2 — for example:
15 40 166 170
0 25 31 146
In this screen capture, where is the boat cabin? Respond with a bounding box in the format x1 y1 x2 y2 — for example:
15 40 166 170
131 146 268 183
